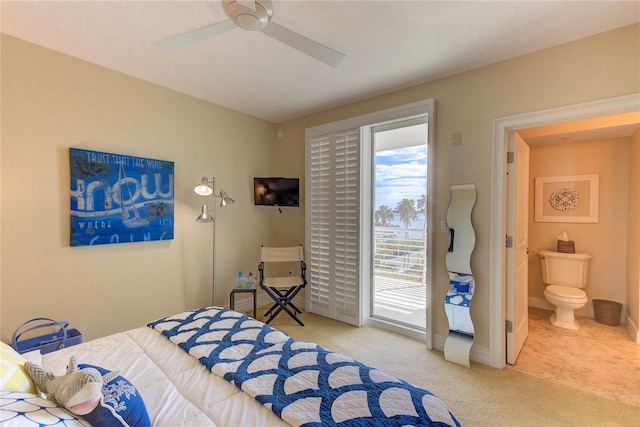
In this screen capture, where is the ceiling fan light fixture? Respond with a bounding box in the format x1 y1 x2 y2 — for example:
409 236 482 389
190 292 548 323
156 0 345 67
224 0 272 31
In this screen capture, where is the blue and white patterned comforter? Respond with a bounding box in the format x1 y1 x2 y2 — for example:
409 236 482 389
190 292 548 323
148 307 460 427
445 291 472 307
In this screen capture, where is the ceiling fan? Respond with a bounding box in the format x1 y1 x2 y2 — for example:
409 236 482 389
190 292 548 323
154 0 345 67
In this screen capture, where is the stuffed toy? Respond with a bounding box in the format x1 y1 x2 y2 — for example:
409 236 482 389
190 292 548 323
25 356 151 427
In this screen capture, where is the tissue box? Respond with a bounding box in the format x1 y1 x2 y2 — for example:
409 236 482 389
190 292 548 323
557 240 575 253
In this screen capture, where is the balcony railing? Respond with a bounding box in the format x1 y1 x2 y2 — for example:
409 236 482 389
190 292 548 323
373 226 427 329
374 226 426 283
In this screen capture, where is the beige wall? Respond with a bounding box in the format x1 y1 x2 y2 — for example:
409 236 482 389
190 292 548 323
628 129 640 332
276 24 640 351
1 35 279 342
528 138 630 318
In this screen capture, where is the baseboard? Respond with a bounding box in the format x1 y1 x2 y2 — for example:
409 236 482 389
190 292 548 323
433 333 491 366
433 333 446 351
626 314 639 343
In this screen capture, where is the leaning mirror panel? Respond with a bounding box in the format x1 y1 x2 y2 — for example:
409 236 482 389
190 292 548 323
444 184 476 367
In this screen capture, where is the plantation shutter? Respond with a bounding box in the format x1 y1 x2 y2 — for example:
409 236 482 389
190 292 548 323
306 129 361 326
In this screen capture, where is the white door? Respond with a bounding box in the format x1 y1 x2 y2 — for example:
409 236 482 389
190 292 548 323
506 131 530 364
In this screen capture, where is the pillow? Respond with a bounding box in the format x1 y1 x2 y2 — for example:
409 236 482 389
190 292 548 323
0 342 38 394
0 390 89 426
453 282 470 293
448 271 475 294
78 364 151 427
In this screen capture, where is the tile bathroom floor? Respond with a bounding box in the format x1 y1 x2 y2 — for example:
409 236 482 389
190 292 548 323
510 306 640 407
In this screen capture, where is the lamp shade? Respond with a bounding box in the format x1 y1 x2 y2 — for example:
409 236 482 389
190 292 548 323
196 205 213 223
219 190 235 208
194 177 213 196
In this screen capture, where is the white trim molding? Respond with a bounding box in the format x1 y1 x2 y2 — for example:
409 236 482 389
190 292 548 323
626 314 639 344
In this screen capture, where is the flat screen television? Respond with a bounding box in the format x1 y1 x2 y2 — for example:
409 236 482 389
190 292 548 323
254 177 299 207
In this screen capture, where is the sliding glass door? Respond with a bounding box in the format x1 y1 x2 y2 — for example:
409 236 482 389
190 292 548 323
371 118 428 330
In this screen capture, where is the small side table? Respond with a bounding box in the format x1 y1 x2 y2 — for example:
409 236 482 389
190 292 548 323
230 288 257 319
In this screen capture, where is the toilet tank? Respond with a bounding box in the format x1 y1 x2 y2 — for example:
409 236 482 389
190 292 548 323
539 250 591 288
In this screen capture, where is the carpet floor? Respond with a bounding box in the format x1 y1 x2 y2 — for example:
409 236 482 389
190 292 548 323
254 306 640 426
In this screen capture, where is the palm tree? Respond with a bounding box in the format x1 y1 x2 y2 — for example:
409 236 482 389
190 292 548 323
396 198 418 269
375 205 394 226
416 193 427 241
396 198 418 229
417 194 426 215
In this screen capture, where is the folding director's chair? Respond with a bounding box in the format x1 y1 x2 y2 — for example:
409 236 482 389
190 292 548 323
259 245 307 326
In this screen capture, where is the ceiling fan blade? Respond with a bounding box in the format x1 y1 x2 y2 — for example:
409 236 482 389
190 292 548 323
261 22 345 67
154 19 236 51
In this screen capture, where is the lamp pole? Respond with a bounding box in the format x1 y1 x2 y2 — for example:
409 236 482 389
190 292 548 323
211 178 217 306
194 176 234 308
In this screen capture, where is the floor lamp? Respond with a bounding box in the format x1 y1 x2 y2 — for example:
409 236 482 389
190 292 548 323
194 177 235 306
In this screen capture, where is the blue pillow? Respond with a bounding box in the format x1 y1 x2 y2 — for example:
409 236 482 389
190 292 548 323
78 364 151 427
448 271 474 294
455 282 470 293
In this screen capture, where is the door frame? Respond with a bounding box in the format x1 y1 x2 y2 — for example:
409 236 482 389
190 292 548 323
489 93 640 369
361 99 436 346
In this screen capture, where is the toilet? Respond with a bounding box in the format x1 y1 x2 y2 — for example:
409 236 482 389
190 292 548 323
539 249 592 330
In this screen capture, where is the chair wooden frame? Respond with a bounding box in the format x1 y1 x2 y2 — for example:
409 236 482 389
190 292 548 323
258 245 307 326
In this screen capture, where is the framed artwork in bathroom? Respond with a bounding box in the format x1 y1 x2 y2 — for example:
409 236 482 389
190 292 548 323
534 174 599 223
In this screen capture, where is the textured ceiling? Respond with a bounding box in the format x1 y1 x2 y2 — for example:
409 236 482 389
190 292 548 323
2 1 639 123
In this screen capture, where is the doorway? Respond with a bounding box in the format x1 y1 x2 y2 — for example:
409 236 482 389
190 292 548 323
489 94 640 368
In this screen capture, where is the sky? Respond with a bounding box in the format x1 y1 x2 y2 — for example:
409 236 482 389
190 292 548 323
375 145 427 210
374 127 428 211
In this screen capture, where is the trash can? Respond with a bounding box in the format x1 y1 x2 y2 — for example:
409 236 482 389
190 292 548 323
592 299 622 326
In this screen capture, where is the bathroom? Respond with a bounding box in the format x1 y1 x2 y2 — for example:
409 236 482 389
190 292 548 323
525 125 640 336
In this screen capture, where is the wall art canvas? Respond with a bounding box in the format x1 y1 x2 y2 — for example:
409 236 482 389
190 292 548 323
534 174 599 223
70 148 174 246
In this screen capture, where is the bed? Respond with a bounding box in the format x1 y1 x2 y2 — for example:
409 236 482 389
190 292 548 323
3 307 461 426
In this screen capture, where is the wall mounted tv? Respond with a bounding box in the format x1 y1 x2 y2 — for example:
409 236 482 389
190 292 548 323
254 177 300 207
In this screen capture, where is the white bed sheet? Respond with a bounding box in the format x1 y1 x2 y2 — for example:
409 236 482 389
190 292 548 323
41 326 289 427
